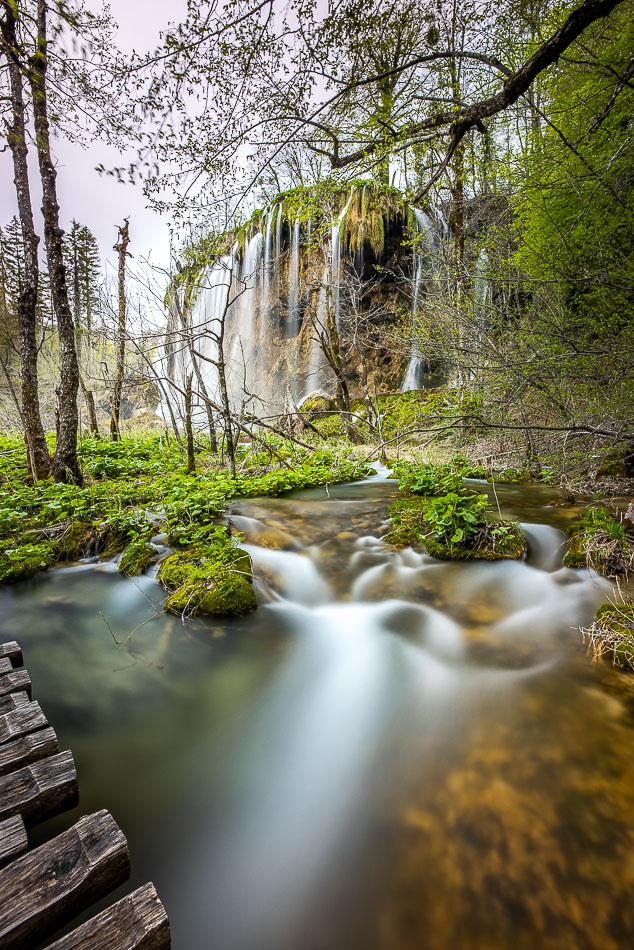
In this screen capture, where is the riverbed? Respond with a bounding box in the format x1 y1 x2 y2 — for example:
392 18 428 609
1 470 633 950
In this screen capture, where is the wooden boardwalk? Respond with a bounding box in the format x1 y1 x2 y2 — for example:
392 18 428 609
0 641 170 949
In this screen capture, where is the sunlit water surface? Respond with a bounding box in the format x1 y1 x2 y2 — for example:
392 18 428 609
2 472 634 950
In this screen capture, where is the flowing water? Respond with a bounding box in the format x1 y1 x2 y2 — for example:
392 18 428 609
2 472 634 950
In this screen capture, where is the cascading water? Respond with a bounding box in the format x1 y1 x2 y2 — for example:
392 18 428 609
402 210 436 392
287 215 301 337
331 188 355 328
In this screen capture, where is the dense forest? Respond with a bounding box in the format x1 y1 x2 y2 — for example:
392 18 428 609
1 2 633 949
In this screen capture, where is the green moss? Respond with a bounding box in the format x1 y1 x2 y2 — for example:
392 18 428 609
299 395 337 414
119 539 156 576
0 542 56 583
159 529 257 618
165 573 257 617
313 414 346 438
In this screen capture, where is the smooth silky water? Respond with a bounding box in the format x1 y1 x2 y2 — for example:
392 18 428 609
2 471 634 949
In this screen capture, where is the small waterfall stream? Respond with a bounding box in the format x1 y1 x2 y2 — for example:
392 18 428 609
402 209 435 392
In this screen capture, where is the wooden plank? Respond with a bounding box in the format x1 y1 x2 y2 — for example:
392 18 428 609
0 726 59 777
0 749 78 826
0 668 32 699
0 690 30 715
0 642 23 666
0 656 14 675
0 816 27 870
0 700 48 743
43 883 170 950
0 809 130 950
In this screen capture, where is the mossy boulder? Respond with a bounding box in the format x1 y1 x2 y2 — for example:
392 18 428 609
158 530 257 618
299 395 336 415
165 572 257 617
118 539 156 576
584 602 634 671
0 543 56 584
563 507 633 575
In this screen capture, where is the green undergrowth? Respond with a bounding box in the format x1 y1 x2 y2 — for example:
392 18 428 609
158 526 257 617
564 507 633 576
0 434 371 584
386 458 525 560
386 492 525 560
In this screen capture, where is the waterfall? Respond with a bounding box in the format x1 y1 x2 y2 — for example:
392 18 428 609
227 232 264 402
402 210 435 392
262 205 274 310
287 214 301 336
331 188 355 327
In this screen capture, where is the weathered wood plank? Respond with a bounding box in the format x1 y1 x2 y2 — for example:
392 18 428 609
44 883 170 950
0 668 32 699
0 809 130 950
0 642 23 666
0 725 59 777
0 656 14 675
0 749 78 825
0 700 48 743
0 690 30 715
0 816 27 870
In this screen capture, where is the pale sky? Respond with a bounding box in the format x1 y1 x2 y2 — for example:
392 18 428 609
0 0 187 274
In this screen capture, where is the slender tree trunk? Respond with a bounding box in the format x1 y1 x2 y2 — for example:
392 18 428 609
111 219 130 440
0 4 50 479
217 354 236 477
28 0 82 483
184 373 196 474
80 376 100 437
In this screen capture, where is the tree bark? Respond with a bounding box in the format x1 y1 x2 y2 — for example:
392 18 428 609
110 219 130 441
184 373 196 474
28 0 82 483
0 3 50 479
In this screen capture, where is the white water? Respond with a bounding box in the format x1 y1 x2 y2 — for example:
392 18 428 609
402 209 435 392
287 215 301 336
331 188 355 328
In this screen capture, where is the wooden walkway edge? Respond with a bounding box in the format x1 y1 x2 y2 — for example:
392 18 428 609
0 641 170 949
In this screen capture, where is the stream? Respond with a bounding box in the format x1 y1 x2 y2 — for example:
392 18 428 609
1 469 634 950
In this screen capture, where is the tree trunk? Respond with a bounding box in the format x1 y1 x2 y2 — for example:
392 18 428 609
80 376 100 437
184 374 196 474
0 5 50 479
111 219 130 441
28 0 82 484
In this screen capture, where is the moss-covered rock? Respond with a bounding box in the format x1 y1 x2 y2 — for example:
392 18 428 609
0 542 56 584
165 572 257 617
563 507 633 575
298 395 336 415
583 602 634 671
385 495 525 561
158 528 257 618
118 539 156 576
